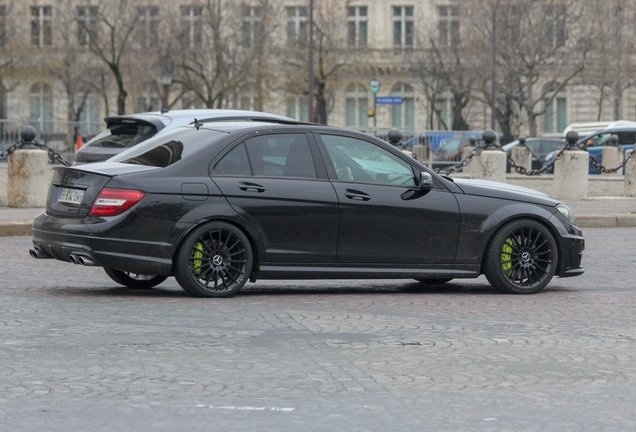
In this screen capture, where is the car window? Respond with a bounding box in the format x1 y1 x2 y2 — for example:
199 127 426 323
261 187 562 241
213 143 251 176
617 132 636 145
585 132 611 148
244 133 317 179
85 123 157 149
320 134 416 186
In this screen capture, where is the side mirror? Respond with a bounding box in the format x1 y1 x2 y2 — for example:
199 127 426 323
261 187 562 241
418 171 433 191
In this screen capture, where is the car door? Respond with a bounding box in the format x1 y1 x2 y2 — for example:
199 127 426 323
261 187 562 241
315 133 461 265
211 132 339 263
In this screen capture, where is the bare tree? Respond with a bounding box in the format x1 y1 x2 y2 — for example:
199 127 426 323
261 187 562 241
78 0 139 115
467 0 594 136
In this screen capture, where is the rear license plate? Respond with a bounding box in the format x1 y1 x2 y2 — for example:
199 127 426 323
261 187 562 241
58 187 85 205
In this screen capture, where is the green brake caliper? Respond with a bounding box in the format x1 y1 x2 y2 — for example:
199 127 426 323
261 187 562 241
193 242 203 275
501 238 514 276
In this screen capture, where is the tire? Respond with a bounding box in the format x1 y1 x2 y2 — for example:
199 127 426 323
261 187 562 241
174 221 253 298
103 267 167 289
414 278 452 285
484 219 558 294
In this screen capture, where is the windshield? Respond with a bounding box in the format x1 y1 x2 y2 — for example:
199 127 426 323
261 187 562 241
85 123 157 149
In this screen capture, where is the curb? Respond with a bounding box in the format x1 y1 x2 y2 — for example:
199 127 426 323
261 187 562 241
0 221 33 237
575 214 636 228
1 214 636 237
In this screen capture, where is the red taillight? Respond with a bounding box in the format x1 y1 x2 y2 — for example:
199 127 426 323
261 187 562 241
88 188 146 217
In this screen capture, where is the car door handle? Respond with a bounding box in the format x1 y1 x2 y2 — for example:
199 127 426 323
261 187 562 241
344 189 371 201
238 182 266 193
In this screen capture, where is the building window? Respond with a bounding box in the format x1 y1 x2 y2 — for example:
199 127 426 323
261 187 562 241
239 85 262 111
181 90 206 109
544 5 565 48
545 95 567 134
391 83 415 131
135 6 159 48
29 83 54 133
31 6 52 47
345 83 368 127
181 5 203 48
76 6 98 46
0 5 7 47
435 94 454 130
286 7 307 47
347 6 367 48
286 96 308 121
438 6 459 47
392 6 414 49
242 5 263 49
78 92 101 135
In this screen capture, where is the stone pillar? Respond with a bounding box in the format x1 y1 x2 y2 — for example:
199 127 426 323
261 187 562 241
461 144 474 176
471 130 506 183
601 147 622 176
625 150 636 197
7 126 49 208
511 136 532 172
553 131 588 200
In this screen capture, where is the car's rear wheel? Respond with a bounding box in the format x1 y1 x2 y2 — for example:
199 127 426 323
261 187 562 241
414 278 452 285
103 267 167 289
484 219 557 294
175 221 253 298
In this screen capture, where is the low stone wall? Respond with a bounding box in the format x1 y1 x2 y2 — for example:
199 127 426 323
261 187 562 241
0 163 628 207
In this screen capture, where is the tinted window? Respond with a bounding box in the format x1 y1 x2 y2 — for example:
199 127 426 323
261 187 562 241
85 123 157 149
213 143 251 175
245 133 317 179
110 128 227 166
320 134 415 186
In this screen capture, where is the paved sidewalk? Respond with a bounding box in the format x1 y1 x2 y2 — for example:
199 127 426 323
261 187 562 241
1 196 635 237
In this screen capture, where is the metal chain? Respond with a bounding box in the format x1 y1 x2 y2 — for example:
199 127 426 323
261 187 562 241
433 142 487 175
579 142 636 174
0 139 72 166
497 141 569 176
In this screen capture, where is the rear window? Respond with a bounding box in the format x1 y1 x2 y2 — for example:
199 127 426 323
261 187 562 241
109 128 228 167
85 123 157 149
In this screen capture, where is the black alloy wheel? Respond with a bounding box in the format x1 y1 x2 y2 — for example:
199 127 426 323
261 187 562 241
175 221 253 298
103 267 167 289
484 219 557 294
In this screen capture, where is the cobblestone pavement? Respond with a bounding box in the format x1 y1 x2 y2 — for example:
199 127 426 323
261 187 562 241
1 229 636 431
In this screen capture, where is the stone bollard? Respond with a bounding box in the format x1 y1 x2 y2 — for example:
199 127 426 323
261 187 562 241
553 131 588 200
472 130 506 183
601 135 622 176
7 126 48 208
511 136 532 172
625 150 636 197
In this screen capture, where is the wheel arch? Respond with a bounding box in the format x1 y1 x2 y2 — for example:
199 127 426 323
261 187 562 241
476 209 562 275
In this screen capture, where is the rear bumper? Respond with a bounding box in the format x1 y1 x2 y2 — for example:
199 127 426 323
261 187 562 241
31 211 185 275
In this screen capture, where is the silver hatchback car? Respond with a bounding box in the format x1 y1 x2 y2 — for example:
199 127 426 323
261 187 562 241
75 109 296 163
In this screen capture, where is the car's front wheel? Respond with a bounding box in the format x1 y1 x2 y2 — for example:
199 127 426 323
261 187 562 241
484 219 558 294
174 221 253 298
103 267 167 289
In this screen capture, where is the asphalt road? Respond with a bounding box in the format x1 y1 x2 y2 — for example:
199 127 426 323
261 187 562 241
1 229 635 431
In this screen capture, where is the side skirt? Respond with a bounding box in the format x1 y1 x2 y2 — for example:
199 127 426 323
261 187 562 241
256 265 480 280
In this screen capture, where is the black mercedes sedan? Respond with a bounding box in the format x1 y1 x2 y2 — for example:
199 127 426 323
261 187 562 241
31 120 585 297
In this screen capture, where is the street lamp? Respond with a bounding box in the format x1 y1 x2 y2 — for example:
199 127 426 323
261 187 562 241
308 0 314 122
161 71 173 112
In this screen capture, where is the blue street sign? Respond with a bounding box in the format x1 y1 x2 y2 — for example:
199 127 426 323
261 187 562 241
375 96 403 105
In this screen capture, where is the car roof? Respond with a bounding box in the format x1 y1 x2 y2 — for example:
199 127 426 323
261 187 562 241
104 109 298 129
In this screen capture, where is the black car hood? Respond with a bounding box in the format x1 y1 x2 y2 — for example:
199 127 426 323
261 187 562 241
452 178 558 206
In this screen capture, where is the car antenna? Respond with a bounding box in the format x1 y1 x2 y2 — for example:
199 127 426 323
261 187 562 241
193 118 203 130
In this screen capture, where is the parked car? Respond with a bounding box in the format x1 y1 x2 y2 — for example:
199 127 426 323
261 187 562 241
543 127 636 174
75 109 296 163
31 120 584 297
431 132 485 169
502 138 563 172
